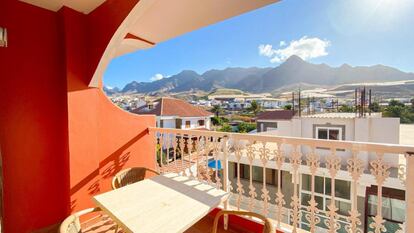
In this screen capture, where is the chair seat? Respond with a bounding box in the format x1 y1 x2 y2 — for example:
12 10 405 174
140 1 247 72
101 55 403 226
81 216 121 233
185 215 254 233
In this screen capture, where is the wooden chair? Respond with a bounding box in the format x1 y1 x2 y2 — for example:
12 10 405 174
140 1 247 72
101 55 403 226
112 167 160 189
59 207 119 233
212 210 274 233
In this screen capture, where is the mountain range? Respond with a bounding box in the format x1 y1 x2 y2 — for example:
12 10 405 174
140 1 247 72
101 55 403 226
110 55 414 95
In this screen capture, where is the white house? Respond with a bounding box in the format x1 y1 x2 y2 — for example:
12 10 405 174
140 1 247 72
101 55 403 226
132 97 213 130
227 110 404 232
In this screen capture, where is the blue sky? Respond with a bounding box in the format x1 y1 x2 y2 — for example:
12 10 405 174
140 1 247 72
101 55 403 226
104 0 414 88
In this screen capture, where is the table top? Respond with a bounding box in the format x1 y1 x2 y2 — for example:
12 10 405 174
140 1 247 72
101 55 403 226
93 173 229 233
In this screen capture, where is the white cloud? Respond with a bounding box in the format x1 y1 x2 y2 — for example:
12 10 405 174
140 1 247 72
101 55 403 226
258 36 330 63
150 73 166 81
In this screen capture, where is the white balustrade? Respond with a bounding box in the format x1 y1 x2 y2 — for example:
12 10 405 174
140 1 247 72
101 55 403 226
149 127 414 233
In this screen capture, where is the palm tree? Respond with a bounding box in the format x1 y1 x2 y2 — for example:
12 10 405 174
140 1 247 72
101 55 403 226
211 105 223 117
248 100 262 116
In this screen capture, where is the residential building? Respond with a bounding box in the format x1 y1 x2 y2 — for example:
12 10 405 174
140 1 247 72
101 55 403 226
132 97 213 130
233 111 403 232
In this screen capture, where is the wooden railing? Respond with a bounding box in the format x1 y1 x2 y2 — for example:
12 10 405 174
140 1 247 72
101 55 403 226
149 127 414 233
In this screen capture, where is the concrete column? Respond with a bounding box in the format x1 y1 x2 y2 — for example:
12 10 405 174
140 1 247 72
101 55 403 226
406 152 414 232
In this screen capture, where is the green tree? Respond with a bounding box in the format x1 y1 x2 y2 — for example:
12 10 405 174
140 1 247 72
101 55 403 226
369 102 381 112
211 105 223 117
283 104 292 110
211 116 229 126
389 99 405 107
219 123 233 132
247 100 262 116
237 122 256 133
383 100 414 123
411 98 414 112
338 105 354 113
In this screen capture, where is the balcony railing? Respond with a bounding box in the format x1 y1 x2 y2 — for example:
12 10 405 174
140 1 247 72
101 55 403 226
149 127 414 233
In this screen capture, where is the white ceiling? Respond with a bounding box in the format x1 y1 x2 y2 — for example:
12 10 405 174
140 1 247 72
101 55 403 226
20 0 105 14
116 0 279 56
18 0 280 87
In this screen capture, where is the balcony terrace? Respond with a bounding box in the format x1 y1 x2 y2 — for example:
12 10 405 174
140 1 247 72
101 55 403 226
2 1 414 233
149 127 414 233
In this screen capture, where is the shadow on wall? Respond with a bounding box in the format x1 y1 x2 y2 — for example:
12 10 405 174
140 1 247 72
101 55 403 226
69 129 149 211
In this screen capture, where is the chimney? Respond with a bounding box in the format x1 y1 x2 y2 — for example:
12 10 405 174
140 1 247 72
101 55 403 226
363 86 366 117
298 89 301 117
355 88 358 117
336 98 339 112
312 97 316 114
369 89 372 116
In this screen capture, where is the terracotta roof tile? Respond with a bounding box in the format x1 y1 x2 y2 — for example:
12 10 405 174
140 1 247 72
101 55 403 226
132 97 213 117
256 110 295 120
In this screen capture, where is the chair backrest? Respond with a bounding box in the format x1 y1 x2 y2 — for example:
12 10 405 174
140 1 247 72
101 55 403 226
112 167 160 189
60 207 100 233
212 210 274 233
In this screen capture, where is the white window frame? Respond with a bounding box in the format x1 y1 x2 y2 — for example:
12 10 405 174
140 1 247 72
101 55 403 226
316 126 343 141
299 174 352 230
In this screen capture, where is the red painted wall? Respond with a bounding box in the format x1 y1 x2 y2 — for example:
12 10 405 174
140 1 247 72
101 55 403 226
0 1 70 232
0 0 155 232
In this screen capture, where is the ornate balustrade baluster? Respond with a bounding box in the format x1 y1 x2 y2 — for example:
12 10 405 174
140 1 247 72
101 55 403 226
187 135 194 178
234 139 244 210
179 135 186 176
273 143 285 229
259 142 270 216
345 149 364 233
155 133 161 174
325 148 341 233
305 147 321 233
165 134 170 173
173 134 178 173
213 136 222 189
195 136 202 180
369 152 390 233
247 141 257 212
205 136 212 185
159 133 164 173
290 144 302 233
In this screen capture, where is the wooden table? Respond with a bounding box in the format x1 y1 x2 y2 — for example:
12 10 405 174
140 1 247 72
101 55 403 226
93 173 229 233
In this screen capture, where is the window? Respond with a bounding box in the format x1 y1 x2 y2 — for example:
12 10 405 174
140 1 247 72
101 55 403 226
198 119 205 126
316 127 342 140
160 120 164 128
237 164 278 186
185 121 191 128
366 187 406 233
300 174 352 230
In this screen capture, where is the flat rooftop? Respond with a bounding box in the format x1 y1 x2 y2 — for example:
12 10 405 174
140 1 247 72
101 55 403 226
301 112 382 119
400 124 414 145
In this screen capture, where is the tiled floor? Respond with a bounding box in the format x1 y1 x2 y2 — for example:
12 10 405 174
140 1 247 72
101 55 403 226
80 215 253 233
184 215 254 233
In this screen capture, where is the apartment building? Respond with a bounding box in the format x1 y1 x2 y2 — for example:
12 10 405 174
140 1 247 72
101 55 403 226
227 111 403 232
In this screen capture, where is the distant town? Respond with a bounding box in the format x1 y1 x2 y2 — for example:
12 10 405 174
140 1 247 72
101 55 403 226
107 84 414 133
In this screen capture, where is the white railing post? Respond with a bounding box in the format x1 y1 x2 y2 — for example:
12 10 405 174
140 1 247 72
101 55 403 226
406 152 414 232
222 135 230 230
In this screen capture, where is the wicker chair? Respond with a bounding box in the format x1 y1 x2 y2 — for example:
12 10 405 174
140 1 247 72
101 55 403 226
212 210 274 233
112 167 160 190
59 207 119 233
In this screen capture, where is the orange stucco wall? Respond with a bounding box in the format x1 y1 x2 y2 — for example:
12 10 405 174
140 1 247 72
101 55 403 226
0 0 155 232
67 89 155 211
